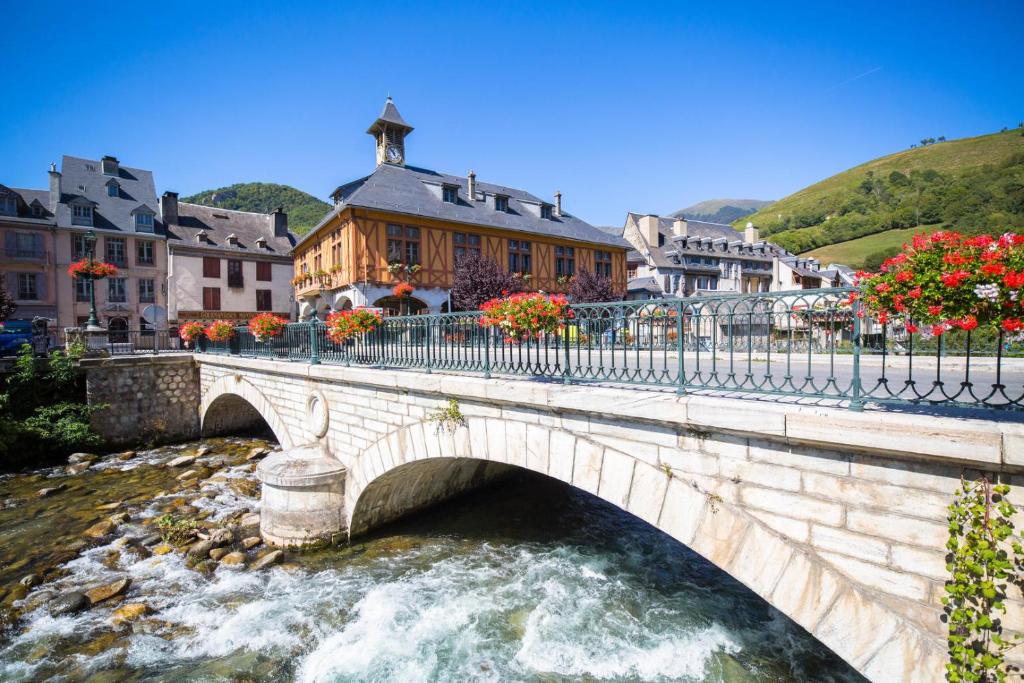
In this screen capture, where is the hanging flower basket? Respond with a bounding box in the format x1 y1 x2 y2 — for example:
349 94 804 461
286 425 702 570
248 313 288 342
179 321 205 348
479 292 571 343
325 307 382 343
857 231 1024 337
68 258 118 280
204 319 236 343
393 282 415 298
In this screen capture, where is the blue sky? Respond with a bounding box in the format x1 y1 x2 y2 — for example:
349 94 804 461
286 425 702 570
1 1 1021 227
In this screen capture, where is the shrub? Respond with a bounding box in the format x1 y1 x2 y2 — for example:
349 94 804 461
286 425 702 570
156 514 199 546
568 269 617 303
451 253 521 311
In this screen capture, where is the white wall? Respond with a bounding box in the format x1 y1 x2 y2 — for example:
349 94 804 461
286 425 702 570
168 252 294 321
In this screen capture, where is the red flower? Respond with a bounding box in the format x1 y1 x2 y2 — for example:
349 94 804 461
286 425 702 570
981 263 1006 276
392 282 415 298
906 323 919 333
908 287 923 299
1004 271 1024 289
1003 318 1024 333
927 305 943 316
894 270 913 283
940 271 971 288
955 315 978 331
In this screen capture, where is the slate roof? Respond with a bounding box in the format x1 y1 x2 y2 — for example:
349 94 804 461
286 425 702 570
55 156 164 236
367 97 413 133
627 276 664 294
166 203 296 257
0 185 53 223
303 163 629 249
623 212 789 270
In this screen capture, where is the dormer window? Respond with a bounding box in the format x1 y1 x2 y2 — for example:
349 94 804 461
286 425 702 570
31 203 44 218
106 180 119 198
227 233 238 245
540 204 553 220
494 195 509 213
196 230 208 243
101 156 119 176
72 204 93 226
0 197 16 216
135 212 154 233
255 236 267 249
442 185 459 204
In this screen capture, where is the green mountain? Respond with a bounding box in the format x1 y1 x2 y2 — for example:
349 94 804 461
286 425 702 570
671 198 771 224
181 182 331 235
735 128 1024 267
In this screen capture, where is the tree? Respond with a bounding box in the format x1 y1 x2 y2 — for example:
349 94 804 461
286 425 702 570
450 253 520 310
568 269 617 303
0 283 15 322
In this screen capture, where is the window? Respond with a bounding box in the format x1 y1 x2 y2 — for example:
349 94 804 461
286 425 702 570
135 212 154 233
108 277 126 303
202 287 221 311
453 232 481 262
594 250 613 278
72 233 87 259
105 237 126 266
256 289 272 312
17 273 38 300
508 240 532 274
442 185 459 204
72 204 93 226
495 195 509 213
138 278 155 303
13 233 41 259
540 204 553 220
75 278 90 302
386 224 420 266
227 259 243 288
555 245 575 277
696 276 718 291
31 204 44 217
136 240 154 265
0 197 16 216
101 158 117 175
256 261 272 281
107 182 119 198
203 257 221 278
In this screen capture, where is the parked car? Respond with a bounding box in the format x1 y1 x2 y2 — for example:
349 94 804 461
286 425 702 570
0 320 35 355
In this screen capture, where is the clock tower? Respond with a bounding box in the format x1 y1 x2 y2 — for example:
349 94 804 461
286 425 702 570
367 96 413 167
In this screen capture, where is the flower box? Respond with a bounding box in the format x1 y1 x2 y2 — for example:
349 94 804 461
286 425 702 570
479 292 571 343
325 308 382 343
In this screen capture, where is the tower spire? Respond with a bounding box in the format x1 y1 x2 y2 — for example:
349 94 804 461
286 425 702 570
367 97 413 166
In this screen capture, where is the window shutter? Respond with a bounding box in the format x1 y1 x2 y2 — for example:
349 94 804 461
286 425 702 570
6 272 17 295
4 232 15 255
36 273 46 299
33 233 43 254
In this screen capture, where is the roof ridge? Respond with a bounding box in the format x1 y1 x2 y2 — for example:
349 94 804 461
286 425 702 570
179 202 276 218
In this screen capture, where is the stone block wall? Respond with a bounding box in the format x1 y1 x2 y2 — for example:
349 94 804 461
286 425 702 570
82 355 200 447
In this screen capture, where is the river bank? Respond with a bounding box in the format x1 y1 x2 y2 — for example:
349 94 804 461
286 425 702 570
0 437 863 682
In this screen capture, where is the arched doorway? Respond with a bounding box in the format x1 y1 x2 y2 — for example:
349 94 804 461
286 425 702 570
373 295 427 317
108 317 129 343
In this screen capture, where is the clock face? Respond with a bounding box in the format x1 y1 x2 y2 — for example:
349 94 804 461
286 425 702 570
386 144 402 162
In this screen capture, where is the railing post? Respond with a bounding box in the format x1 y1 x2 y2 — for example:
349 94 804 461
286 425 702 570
562 309 572 384
849 296 864 411
483 326 491 379
310 321 321 365
425 316 432 374
676 299 686 395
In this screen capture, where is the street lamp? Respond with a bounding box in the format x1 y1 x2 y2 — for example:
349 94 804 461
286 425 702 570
84 229 103 331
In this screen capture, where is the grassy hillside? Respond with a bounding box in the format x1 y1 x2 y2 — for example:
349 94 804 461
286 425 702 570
805 224 945 270
182 182 331 235
671 198 771 224
737 128 1024 257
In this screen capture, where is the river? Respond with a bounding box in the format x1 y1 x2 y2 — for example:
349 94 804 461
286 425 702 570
0 438 864 682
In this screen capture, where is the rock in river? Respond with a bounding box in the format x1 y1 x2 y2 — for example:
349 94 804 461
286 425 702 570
112 603 150 625
251 550 284 570
208 528 233 547
48 592 88 616
38 484 67 498
219 552 246 566
187 539 215 558
83 519 117 538
166 455 197 468
209 547 230 561
68 452 97 465
241 536 262 550
85 577 131 605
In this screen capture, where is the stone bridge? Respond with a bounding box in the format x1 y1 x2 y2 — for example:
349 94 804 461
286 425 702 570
189 353 1024 682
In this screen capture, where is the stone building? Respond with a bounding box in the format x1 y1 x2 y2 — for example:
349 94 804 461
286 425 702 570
621 213 844 298
292 97 629 317
0 184 58 327
161 193 296 324
49 156 169 332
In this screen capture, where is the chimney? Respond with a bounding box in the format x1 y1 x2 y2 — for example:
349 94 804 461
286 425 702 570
467 171 477 201
48 162 61 212
161 191 179 227
638 214 660 246
272 206 288 237
744 221 759 244
672 218 688 237
554 191 563 217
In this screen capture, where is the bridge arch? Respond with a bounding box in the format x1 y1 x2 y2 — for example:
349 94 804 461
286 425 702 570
345 417 942 682
200 374 295 448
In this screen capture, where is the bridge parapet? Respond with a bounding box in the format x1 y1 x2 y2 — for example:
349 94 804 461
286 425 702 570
194 354 1024 682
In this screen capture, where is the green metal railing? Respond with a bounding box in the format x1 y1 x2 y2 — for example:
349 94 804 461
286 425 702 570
198 288 1024 411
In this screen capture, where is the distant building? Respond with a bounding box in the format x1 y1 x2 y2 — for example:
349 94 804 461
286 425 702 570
48 156 169 333
292 97 628 317
621 213 843 298
0 185 58 326
161 194 296 324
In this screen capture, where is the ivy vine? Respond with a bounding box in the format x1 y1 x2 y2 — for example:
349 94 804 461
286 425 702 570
944 476 1024 682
